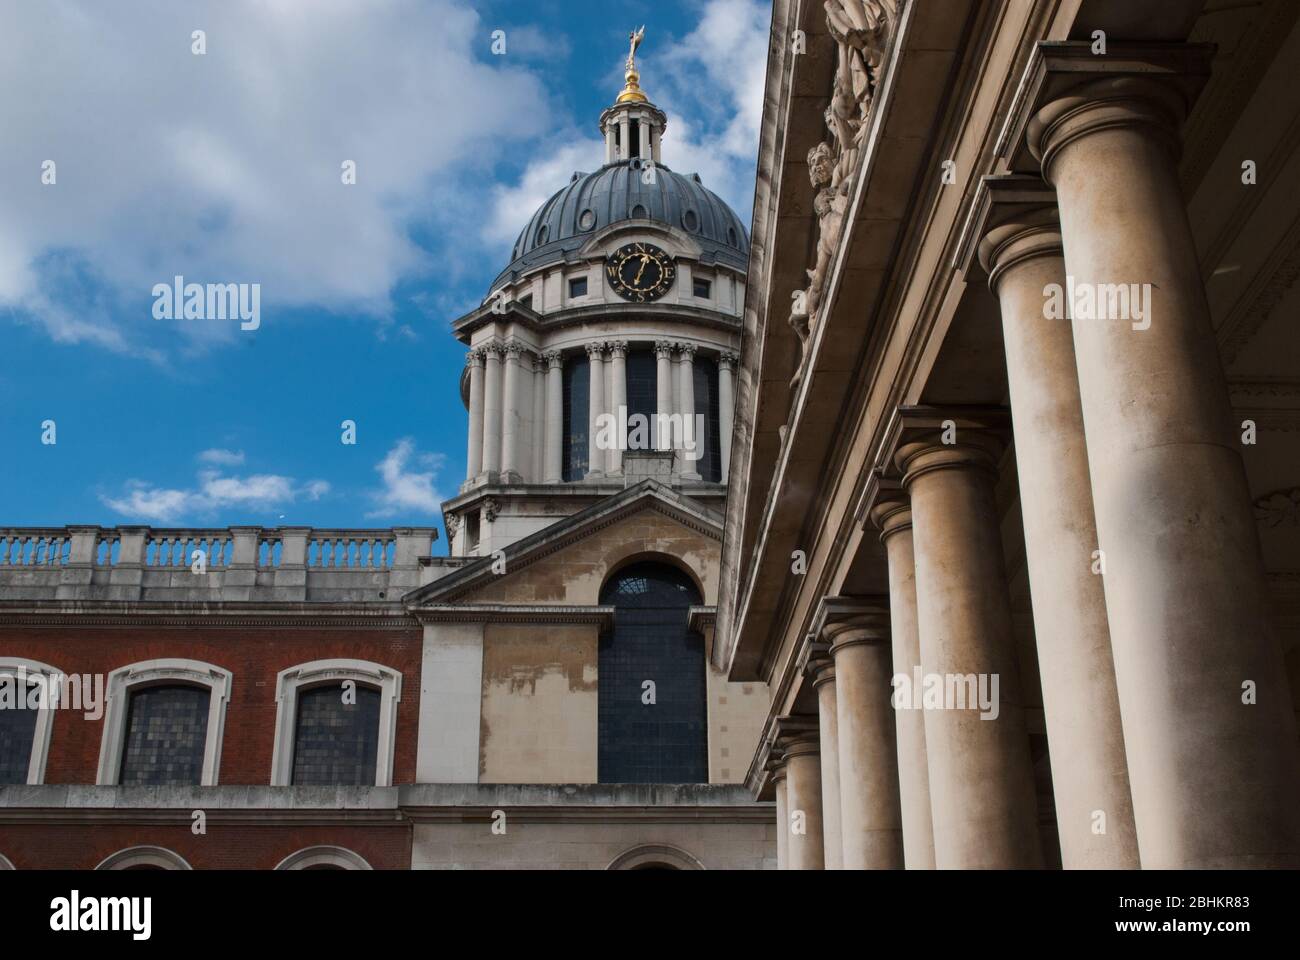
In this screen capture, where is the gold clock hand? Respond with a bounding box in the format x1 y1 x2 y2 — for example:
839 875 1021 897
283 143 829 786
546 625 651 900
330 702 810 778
634 256 650 285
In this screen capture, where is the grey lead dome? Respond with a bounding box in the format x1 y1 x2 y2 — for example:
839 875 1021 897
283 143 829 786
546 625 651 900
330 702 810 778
491 159 750 291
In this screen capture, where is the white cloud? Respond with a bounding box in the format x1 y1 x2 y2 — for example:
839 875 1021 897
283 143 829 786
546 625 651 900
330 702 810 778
0 0 553 355
198 448 246 466
367 438 444 517
485 138 604 248
101 465 329 523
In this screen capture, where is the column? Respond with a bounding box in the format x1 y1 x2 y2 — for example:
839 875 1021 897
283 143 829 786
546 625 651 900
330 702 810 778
868 490 935 869
607 341 628 476
804 649 842 869
465 349 484 482
481 342 503 476
976 177 1139 869
1028 66 1300 867
778 720 824 870
654 339 674 451
585 341 606 479
619 116 630 161
772 762 790 870
531 353 545 481
826 613 904 869
719 351 737 482
500 343 523 481
897 425 1042 868
677 343 700 480
543 351 563 483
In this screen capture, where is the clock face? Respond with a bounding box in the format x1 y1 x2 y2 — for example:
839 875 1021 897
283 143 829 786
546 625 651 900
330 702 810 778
606 242 676 302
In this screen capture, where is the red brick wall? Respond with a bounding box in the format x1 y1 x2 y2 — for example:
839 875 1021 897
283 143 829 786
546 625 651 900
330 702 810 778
0 625 423 785
0 821 411 869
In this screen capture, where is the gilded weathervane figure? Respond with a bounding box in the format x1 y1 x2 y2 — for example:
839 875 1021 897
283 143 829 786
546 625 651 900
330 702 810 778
618 26 649 103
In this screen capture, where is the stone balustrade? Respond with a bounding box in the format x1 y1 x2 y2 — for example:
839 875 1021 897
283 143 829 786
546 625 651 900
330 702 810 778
0 525 437 603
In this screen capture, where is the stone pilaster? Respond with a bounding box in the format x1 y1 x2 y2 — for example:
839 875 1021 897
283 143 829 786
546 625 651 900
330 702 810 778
719 350 738 482
481 342 503 477
465 349 485 482
654 339 674 452
543 351 564 483
585 341 606 479
608 341 628 476
677 342 700 479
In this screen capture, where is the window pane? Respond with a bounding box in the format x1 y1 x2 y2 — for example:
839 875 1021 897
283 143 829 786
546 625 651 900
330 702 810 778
625 348 657 452
692 357 722 482
291 684 380 786
598 563 706 783
119 685 210 786
0 681 38 785
562 353 590 481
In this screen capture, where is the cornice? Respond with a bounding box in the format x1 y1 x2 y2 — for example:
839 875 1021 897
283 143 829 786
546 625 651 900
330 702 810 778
0 601 416 630
409 604 615 628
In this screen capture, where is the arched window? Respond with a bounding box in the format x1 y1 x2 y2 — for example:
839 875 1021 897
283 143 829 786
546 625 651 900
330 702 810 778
118 685 210 786
275 846 373 870
270 660 402 787
97 659 232 786
0 658 60 785
291 684 380 785
96 846 192 871
598 562 706 783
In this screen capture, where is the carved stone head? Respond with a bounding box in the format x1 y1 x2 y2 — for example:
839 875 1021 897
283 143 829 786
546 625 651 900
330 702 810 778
807 142 835 188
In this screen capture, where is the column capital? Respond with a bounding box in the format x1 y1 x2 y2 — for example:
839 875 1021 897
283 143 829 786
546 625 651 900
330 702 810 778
719 350 740 368
862 475 912 542
607 340 629 359
798 639 835 688
585 340 607 359
466 348 485 368
808 595 890 653
503 341 525 361
880 406 1011 489
773 715 820 759
481 340 504 359
677 342 698 359
543 350 563 369
967 175 1062 295
653 339 675 359
999 41 1213 179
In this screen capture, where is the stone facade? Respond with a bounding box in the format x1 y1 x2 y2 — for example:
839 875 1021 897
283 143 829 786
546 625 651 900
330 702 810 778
719 0 1300 870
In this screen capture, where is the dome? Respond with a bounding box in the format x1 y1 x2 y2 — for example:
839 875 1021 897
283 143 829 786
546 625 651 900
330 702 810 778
490 159 750 291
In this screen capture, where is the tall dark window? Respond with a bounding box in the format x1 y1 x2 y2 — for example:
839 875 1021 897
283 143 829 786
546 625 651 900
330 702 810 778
291 684 380 786
692 357 722 482
625 348 657 452
118 685 209 786
562 353 590 481
598 562 707 783
0 680 38 785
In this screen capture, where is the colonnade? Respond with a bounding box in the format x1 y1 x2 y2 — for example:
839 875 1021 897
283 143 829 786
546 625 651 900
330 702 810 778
464 338 737 484
765 60 1300 870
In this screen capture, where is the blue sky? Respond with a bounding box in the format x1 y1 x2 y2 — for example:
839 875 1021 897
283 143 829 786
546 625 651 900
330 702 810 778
0 0 768 544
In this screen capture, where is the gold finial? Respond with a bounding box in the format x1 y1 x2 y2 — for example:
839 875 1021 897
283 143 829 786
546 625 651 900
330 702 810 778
617 25 648 103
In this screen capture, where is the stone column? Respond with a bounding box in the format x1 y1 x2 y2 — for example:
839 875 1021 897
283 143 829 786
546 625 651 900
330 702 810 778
654 339 674 451
826 613 904 869
897 424 1042 868
465 349 484 482
868 489 935 870
976 177 1139 869
719 351 737 482
607 341 628 476
778 721 824 870
544 351 563 483
585 341 606 479
1028 67 1300 867
530 353 546 481
677 343 700 479
772 762 790 870
619 116 630 161
804 648 843 869
481 343 503 477
500 343 523 482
